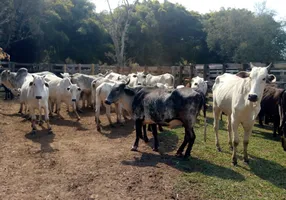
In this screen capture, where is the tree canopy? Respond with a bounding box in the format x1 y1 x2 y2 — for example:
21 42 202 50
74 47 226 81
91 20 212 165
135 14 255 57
0 0 285 65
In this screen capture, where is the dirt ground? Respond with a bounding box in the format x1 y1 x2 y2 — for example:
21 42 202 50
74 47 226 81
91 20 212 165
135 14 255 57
0 99 194 200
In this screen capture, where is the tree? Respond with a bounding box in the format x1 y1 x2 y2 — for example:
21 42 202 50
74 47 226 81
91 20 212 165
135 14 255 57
203 8 286 63
97 0 139 67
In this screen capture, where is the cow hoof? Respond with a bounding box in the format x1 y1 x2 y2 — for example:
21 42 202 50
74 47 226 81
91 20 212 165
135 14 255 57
48 129 53 135
38 120 44 126
131 146 138 151
77 110 83 113
159 127 164 132
183 154 190 159
153 147 159 152
110 124 115 128
244 158 249 165
229 146 233 151
217 147 222 152
30 130 36 135
96 126 101 132
77 117 81 121
175 152 184 157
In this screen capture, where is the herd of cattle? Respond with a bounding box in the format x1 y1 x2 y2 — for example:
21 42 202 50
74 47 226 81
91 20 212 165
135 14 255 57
0 63 285 165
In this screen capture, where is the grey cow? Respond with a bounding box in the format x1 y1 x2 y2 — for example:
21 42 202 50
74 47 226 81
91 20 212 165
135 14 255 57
105 83 207 158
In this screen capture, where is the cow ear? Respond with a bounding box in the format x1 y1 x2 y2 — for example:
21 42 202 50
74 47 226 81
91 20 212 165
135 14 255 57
29 82 33 86
44 82 49 87
267 74 276 83
125 77 130 85
77 87 81 91
92 82 96 88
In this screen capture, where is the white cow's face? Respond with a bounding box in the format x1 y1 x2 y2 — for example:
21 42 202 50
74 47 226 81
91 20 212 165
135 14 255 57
133 72 147 86
67 84 81 102
248 63 275 102
29 75 49 99
191 76 207 92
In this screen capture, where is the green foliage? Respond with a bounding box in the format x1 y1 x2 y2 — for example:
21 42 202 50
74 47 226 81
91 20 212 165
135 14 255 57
0 0 285 65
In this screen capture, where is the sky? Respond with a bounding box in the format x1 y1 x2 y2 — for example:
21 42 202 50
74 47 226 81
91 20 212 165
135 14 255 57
91 0 285 20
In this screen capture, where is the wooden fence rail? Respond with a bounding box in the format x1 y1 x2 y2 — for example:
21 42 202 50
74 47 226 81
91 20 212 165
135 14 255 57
2 61 286 88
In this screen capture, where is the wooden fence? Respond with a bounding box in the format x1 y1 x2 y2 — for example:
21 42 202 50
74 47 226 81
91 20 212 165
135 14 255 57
1 61 286 88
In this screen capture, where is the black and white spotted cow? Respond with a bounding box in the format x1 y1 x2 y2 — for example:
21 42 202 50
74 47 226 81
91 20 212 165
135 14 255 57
105 82 207 158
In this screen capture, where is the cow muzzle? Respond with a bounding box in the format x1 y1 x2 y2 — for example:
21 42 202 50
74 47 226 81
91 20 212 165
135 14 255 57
248 94 258 102
104 99 112 105
36 96 42 99
72 99 76 102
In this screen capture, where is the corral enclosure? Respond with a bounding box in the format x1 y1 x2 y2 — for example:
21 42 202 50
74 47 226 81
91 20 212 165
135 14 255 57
2 61 286 88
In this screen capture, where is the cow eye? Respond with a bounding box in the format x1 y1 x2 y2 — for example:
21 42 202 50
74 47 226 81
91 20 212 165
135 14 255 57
194 83 198 85
143 75 146 78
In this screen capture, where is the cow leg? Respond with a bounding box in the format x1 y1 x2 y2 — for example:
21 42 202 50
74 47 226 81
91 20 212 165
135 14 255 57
105 105 114 128
38 106 44 126
213 108 222 152
258 111 264 127
184 127 196 158
44 103 52 134
158 125 164 132
142 124 149 142
241 121 253 164
73 102 80 121
115 103 124 125
30 108 37 135
95 100 101 131
18 103 23 114
56 101 64 119
176 128 190 157
227 115 233 150
151 124 159 151
273 115 279 137
231 115 240 166
48 100 54 117
132 119 143 151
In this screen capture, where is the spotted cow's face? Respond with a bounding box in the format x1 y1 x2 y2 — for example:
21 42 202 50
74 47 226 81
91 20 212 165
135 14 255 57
105 83 127 105
67 84 81 102
29 75 49 99
191 76 207 93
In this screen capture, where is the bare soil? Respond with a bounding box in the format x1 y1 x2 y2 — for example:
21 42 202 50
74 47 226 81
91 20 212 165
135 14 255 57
0 99 195 200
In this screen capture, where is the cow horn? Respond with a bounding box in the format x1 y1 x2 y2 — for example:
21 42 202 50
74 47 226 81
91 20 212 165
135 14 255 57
266 63 273 72
250 62 255 69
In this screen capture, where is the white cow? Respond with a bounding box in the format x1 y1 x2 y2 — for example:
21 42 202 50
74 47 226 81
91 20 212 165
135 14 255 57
131 72 174 89
105 72 127 82
94 81 125 131
56 78 82 120
22 74 52 134
190 76 208 95
212 63 275 165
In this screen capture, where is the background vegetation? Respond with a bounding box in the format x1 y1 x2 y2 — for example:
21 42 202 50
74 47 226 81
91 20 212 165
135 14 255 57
1 0 285 65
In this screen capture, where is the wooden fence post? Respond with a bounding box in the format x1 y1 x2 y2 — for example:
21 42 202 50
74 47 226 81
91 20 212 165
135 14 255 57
91 64 95 75
203 64 208 81
179 65 183 85
63 64 67 73
78 64 81 73
144 65 148 73
222 63 226 73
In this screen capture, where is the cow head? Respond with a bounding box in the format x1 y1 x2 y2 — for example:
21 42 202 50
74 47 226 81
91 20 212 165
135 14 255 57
60 72 71 79
132 71 147 86
105 79 131 105
0 70 14 89
29 75 49 99
236 63 275 102
191 76 208 94
67 84 81 102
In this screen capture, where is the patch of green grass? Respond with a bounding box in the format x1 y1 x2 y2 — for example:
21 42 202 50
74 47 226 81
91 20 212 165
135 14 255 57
170 110 286 200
